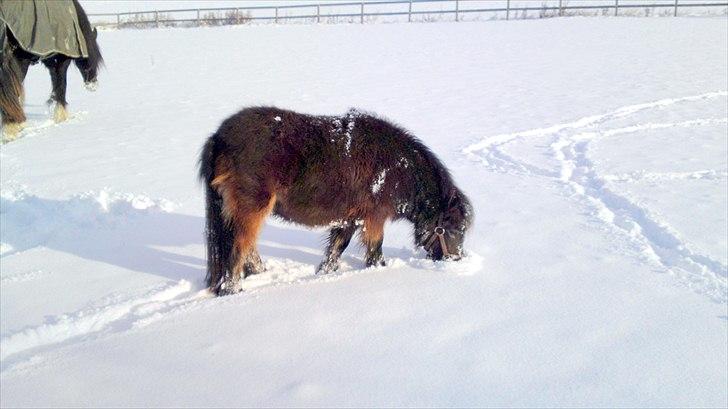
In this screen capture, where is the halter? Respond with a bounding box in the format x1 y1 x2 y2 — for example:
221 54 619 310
423 190 460 259
423 214 454 259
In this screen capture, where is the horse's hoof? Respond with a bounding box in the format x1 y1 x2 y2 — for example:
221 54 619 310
243 262 265 277
1 123 24 143
365 258 386 268
53 104 69 123
316 261 339 275
216 279 243 296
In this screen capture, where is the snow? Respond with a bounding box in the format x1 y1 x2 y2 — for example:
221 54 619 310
1 18 727 407
371 169 388 194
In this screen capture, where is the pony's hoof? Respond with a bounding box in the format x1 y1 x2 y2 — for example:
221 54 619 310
316 261 339 275
243 253 265 277
216 279 243 296
1 123 24 143
243 262 265 277
365 257 386 268
53 103 69 123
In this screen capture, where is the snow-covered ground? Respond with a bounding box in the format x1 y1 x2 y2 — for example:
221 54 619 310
1 17 726 407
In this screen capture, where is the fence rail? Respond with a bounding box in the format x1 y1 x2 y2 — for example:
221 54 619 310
87 0 728 28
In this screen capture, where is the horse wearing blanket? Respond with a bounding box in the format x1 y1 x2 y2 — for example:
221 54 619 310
0 0 103 141
200 107 473 296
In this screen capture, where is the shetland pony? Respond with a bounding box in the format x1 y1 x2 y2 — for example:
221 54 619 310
200 107 473 295
1 0 103 141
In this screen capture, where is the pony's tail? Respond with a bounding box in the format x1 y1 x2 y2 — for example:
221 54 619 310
199 135 233 293
0 41 26 125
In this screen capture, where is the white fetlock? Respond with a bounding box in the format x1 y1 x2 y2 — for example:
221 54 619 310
1 122 24 143
53 103 69 123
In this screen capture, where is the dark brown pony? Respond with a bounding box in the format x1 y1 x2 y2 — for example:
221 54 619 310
1 0 102 141
200 107 473 295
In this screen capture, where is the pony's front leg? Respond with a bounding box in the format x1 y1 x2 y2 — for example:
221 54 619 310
43 57 71 123
362 217 386 268
317 223 358 274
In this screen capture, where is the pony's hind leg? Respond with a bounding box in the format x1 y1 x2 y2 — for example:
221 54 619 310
218 188 276 295
361 216 386 268
243 248 265 277
317 222 358 274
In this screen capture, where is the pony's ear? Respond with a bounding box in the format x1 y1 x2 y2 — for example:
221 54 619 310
93 28 98 39
446 188 457 207
446 189 473 227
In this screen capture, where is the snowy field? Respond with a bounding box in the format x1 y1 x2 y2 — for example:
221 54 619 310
1 17 727 407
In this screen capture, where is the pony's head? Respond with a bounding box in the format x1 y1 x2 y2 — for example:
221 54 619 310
419 189 473 261
74 28 102 90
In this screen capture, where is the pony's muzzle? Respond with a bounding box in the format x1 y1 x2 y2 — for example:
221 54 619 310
84 81 98 92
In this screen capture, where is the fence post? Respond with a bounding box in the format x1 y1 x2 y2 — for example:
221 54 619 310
116 13 120 27
275 7 278 23
317 4 320 23
155 10 159 28
674 0 678 16
455 0 459 22
558 0 563 16
614 0 618 16
360 1 364 23
408 0 413 22
506 0 510 20
196 9 201 26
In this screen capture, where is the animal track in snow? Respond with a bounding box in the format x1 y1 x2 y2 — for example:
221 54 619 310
0 270 50 284
0 247 483 369
1 111 88 144
0 280 207 365
463 91 728 302
462 91 727 175
602 169 728 183
553 130 727 302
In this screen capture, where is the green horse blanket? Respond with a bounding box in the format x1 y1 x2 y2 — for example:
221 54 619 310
0 0 88 58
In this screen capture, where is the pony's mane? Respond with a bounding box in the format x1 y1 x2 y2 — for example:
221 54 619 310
406 135 456 201
72 0 104 68
362 110 456 203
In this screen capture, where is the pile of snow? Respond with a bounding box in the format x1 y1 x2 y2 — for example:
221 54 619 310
1 18 726 407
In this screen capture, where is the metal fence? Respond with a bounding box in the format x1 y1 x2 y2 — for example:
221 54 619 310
87 0 728 28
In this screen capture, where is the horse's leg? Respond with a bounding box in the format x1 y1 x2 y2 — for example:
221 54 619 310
16 58 31 106
0 50 27 141
233 196 275 278
243 248 265 277
362 216 386 268
317 223 358 274
43 56 72 123
218 190 276 295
